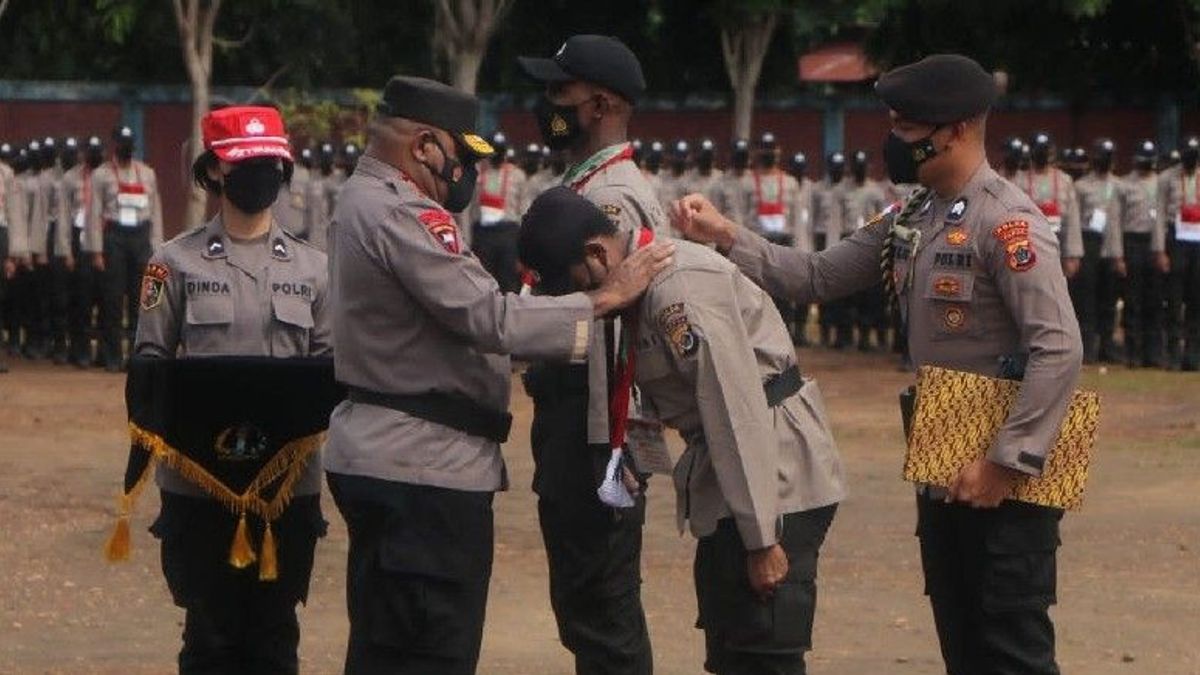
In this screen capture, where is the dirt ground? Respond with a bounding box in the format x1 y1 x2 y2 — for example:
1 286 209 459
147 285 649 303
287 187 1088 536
0 348 1198 675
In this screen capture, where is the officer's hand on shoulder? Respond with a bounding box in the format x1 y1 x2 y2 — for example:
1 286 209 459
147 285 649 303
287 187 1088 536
590 241 675 316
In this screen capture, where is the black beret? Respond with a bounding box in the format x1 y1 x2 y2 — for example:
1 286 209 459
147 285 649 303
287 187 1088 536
519 186 613 287
875 54 997 125
519 35 646 104
377 75 495 159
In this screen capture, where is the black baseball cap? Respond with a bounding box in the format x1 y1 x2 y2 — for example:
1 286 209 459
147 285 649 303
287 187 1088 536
377 75 495 159
876 54 997 125
519 35 646 104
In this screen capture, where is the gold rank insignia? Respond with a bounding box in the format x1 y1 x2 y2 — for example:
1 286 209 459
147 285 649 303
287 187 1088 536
462 133 495 157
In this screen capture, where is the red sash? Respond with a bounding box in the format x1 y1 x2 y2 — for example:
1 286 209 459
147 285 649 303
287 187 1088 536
754 173 785 216
479 165 509 210
609 227 655 451
1181 171 1200 223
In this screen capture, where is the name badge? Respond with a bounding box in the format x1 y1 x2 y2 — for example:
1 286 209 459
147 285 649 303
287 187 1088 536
73 209 86 230
480 205 505 225
1087 208 1107 234
116 192 149 227
758 213 786 233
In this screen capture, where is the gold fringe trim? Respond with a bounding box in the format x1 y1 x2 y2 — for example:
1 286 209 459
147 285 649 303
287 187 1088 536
105 423 324 580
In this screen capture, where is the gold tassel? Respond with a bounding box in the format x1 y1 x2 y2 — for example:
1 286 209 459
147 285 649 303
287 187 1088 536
228 512 257 569
104 513 132 562
258 521 279 582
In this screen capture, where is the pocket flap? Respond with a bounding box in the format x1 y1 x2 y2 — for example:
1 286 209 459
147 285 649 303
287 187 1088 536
272 295 314 329
184 297 233 326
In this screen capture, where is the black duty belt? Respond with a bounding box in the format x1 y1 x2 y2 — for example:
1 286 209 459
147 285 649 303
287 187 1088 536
764 365 802 407
346 386 513 444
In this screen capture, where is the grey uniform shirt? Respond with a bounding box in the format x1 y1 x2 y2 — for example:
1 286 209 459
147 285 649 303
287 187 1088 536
1022 168 1083 258
635 240 846 549
691 169 725 213
1074 172 1124 258
39 170 72 257
839 179 890 239
1 162 29 256
562 142 670 445
791 177 815 252
134 217 332 496
63 165 103 254
89 160 165 249
323 155 592 493
714 171 753 228
1116 173 1166 253
745 170 805 242
728 162 1083 478
21 172 48 257
811 177 846 246
1159 165 1200 233
272 164 312 241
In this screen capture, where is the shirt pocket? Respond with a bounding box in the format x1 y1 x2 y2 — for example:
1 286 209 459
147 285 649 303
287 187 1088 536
271 295 314 356
182 295 233 353
924 271 978 340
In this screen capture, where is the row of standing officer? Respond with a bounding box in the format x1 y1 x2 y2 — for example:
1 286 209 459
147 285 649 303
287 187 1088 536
0 128 163 373
1000 131 1200 370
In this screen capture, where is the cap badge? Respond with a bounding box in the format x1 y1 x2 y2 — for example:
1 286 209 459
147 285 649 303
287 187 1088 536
550 114 569 137
555 42 567 58
245 118 266 136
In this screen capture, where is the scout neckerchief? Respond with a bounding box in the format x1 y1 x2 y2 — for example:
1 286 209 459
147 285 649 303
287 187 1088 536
113 160 148 228
597 226 655 508
1027 170 1062 231
563 143 633 191
754 171 786 234
479 163 510 223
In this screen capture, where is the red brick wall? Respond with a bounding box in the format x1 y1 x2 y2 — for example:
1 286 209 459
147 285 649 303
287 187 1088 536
0 101 122 146
142 103 196 237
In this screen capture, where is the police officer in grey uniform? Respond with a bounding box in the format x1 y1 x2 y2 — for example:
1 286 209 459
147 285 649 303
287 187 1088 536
0 142 29 372
521 186 846 675
842 149 890 351
1072 138 1124 363
813 152 850 348
1161 135 1200 370
134 106 330 675
1115 140 1170 368
518 34 664 674
64 137 106 367
715 139 753 227
323 75 671 675
674 54 1082 675
45 137 76 363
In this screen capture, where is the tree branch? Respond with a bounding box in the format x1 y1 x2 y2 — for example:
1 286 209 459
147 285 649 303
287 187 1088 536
0 0 12 22
437 0 461 44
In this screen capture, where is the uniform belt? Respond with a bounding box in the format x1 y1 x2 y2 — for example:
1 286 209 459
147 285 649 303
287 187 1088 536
763 365 802 407
1122 231 1152 242
104 219 151 231
345 386 513 443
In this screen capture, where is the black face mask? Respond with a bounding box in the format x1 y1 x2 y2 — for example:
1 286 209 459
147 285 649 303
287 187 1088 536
883 129 938 185
852 166 867 182
732 152 749 171
758 153 777 169
828 165 844 182
421 135 477 213
116 142 134 162
1031 148 1050 169
521 160 540 175
1093 157 1113 174
697 154 714 172
61 151 78 171
86 149 104 169
222 160 284 214
644 157 662 173
534 97 583 152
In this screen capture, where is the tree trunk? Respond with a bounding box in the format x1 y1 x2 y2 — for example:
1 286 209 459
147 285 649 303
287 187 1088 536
720 12 779 141
435 0 513 93
187 79 210 225
172 0 220 229
451 47 484 94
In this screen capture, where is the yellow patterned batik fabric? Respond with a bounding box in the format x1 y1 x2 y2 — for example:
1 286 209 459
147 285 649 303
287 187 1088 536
903 366 1100 510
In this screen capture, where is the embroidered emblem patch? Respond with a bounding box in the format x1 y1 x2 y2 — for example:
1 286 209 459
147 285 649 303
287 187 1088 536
419 209 462 254
946 197 968 223
946 228 968 246
657 302 698 358
993 220 1036 272
933 275 962 297
942 306 967 332
140 263 169 311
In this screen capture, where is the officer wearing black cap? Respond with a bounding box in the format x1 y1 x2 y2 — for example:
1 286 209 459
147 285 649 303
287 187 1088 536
517 142 552 215
1073 138 1124 363
1163 135 1200 370
813 151 849 347
1114 139 1169 368
518 34 666 674
0 141 29 372
89 124 163 371
63 136 106 367
660 139 691 217
325 74 672 675
1023 131 1083 280
672 53 1081 675
469 130 525 291
715 138 752 227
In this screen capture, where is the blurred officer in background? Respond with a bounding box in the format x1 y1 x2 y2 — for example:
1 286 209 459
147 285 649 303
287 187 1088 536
1072 138 1124 363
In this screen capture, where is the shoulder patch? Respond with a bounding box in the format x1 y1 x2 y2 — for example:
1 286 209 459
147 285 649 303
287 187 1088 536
419 208 461 255
657 302 698 358
993 220 1036 272
140 263 169 311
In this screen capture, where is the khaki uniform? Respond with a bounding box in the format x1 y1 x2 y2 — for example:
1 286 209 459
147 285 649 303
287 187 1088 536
135 218 332 497
690 168 725 213
89 160 164 248
728 162 1082 476
1073 173 1124 258
1021 169 1083 259
811 177 846 250
63 165 103 254
303 171 337 251
657 170 691 215
39 170 72 257
1116 173 1166 254
562 142 670 444
323 155 592 492
21 172 48 257
2 162 29 256
714 171 753 229
635 240 845 547
745 170 805 243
